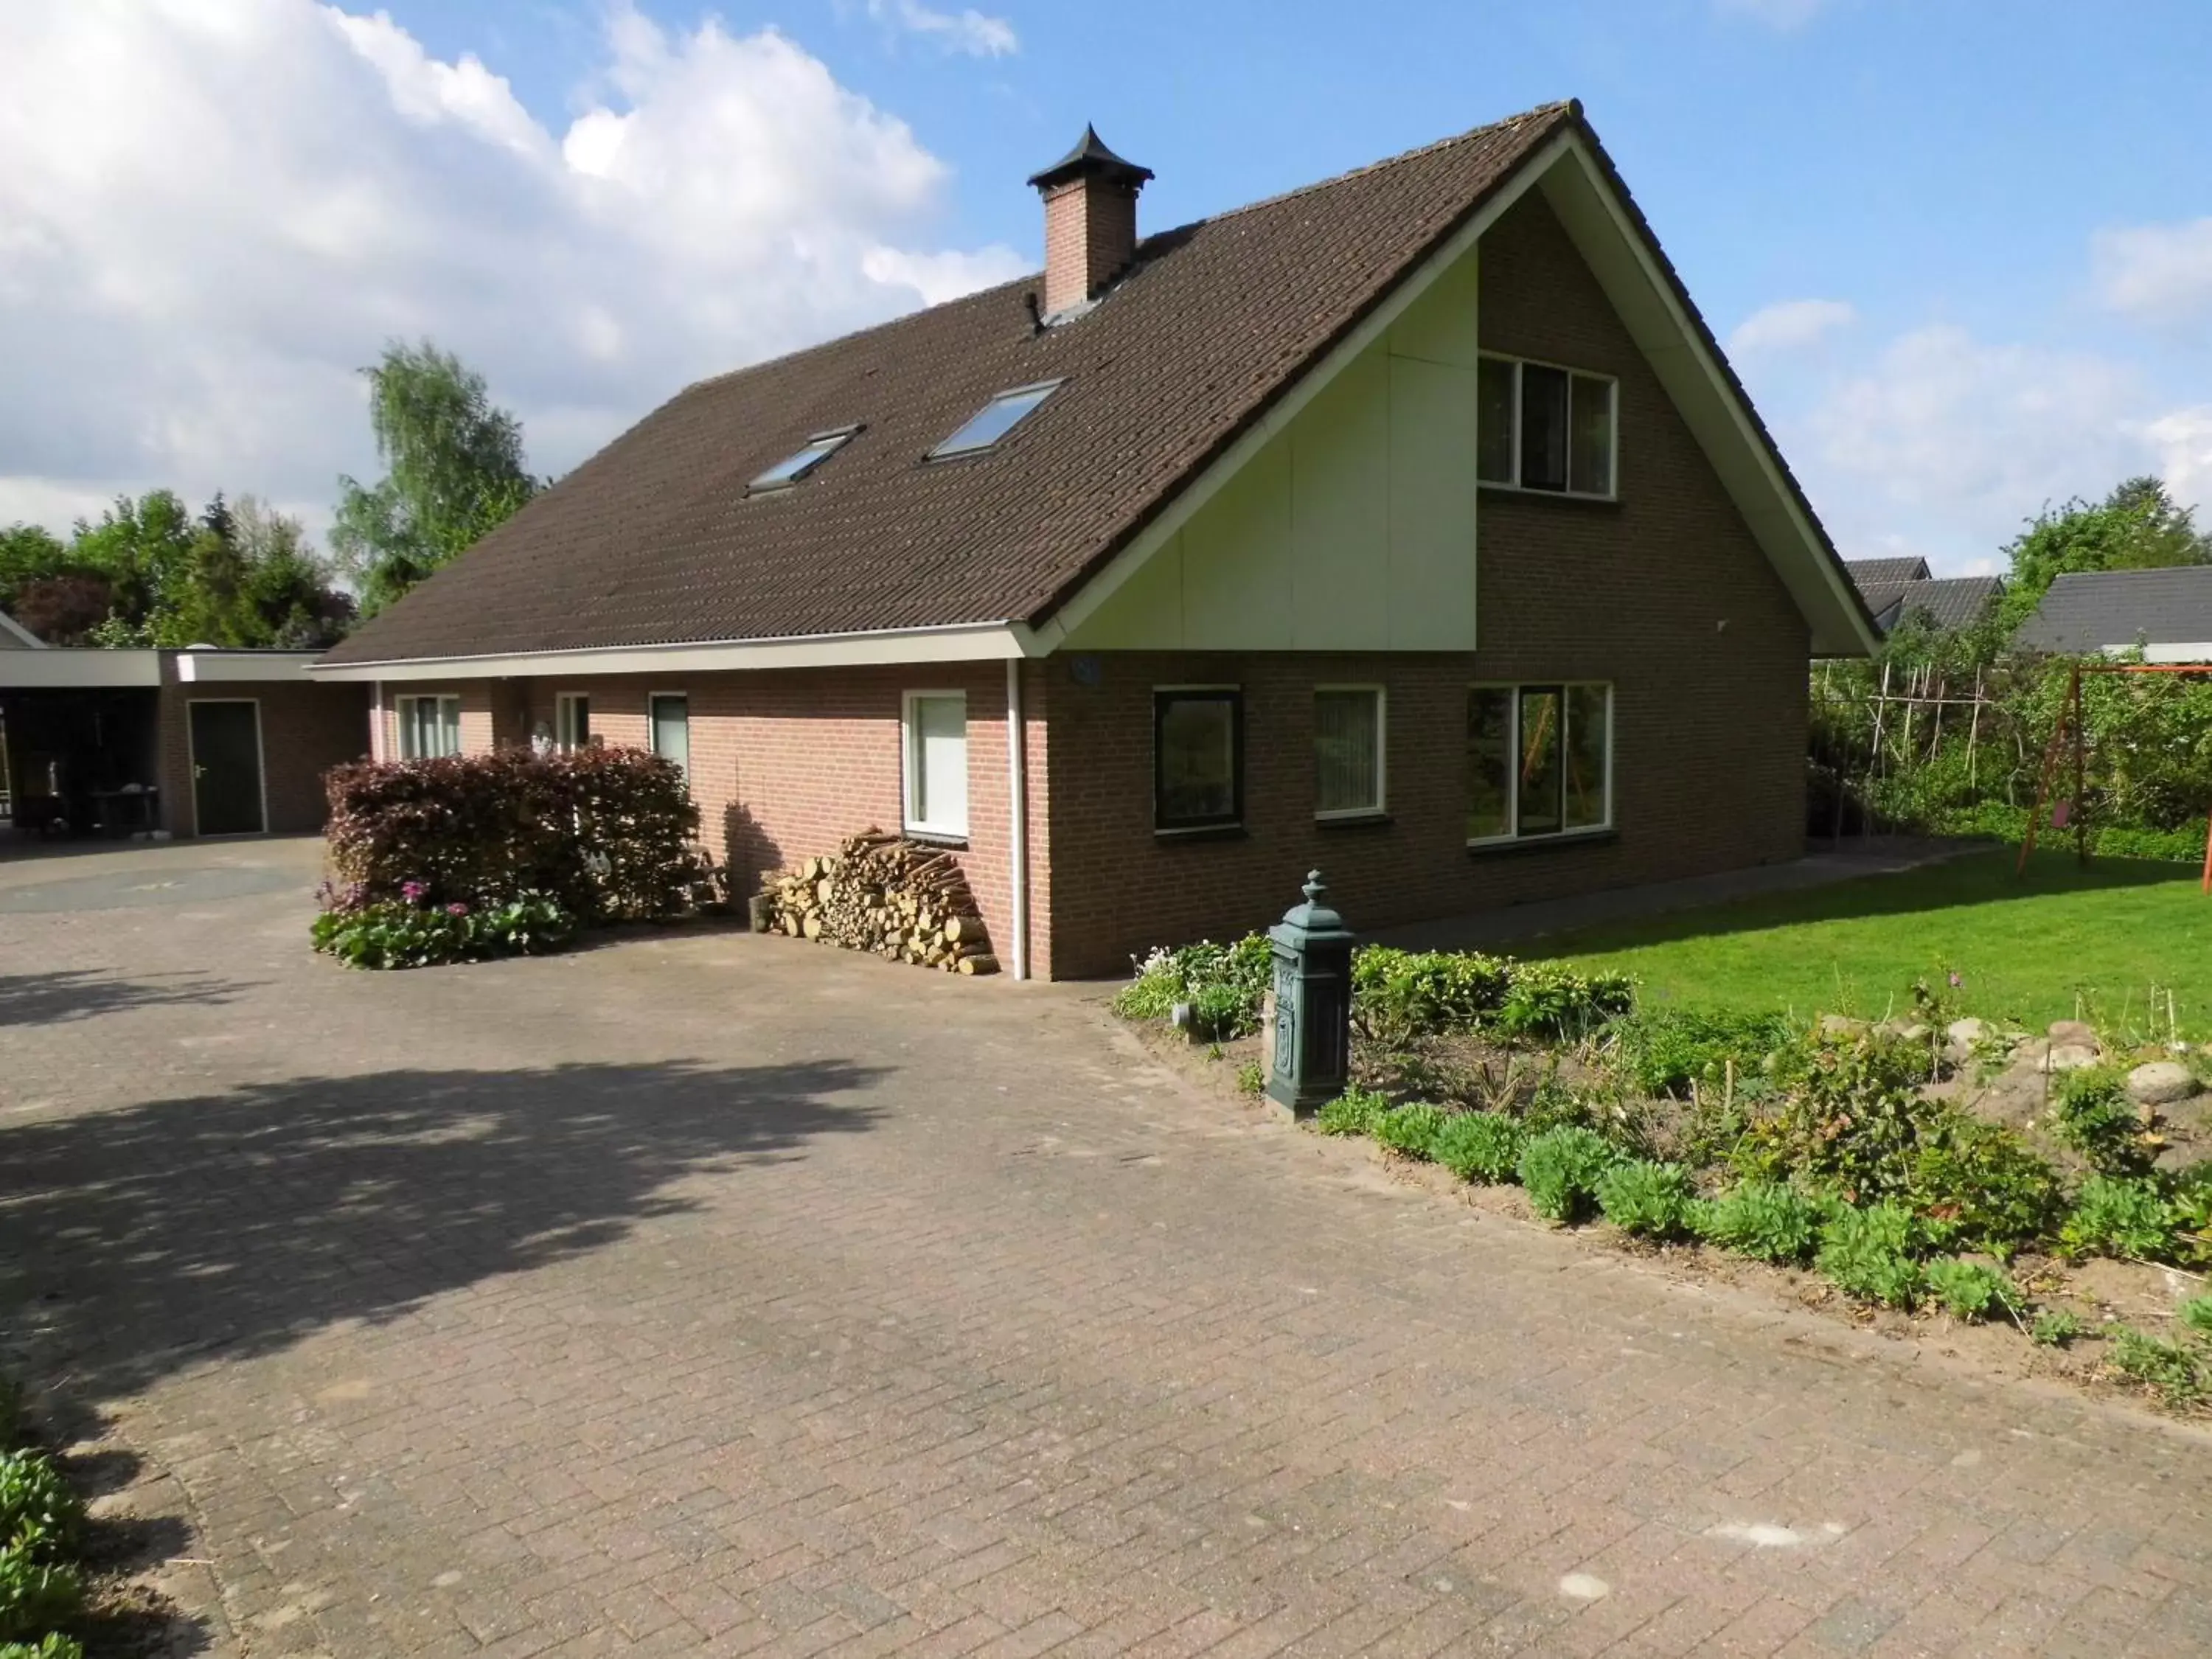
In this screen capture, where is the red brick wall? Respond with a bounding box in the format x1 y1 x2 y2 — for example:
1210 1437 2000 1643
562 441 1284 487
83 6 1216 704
157 672 371 837
479 663 1049 976
1035 189 1811 978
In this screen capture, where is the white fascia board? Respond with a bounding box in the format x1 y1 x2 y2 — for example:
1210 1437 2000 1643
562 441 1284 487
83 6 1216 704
2132 643 2212 664
175 651 323 683
0 648 162 689
1033 128 1578 651
310 622 1031 682
1536 139 1882 661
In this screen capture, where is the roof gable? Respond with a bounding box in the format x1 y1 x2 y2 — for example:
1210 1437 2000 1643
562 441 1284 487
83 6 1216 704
321 101 1878 672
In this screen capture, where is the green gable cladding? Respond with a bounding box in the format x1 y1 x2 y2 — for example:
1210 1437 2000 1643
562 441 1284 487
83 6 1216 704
1063 248 1484 653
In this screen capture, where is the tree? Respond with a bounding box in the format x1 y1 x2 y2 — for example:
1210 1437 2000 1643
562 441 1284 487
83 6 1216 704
1994 476 2212 636
233 496 356 648
331 341 538 614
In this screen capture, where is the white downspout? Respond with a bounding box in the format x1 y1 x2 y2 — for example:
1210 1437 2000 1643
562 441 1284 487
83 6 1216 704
370 680 385 762
1004 657 1029 981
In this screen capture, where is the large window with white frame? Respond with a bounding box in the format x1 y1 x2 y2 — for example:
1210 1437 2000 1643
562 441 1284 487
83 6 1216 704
902 690 968 839
1475 355 1616 498
1467 682 1612 844
1314 686 1385 819
555 692 591 751
396 694 462 759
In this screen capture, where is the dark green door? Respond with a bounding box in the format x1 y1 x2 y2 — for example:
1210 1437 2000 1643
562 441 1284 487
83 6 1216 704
189 701 264 835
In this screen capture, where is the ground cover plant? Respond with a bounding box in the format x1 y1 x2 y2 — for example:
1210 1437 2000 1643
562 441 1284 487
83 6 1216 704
0 1384 87 1658
316 746 702 969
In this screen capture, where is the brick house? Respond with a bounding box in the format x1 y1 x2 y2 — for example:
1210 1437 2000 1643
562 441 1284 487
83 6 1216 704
313 100 1878 980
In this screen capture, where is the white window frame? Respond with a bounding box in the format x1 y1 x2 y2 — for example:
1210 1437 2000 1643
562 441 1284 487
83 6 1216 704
647 691 690 782
901 689 970 841
1312 684 1387 821
1475 352 1618 501
395 693 462 759
1466 680 1613 847
555 692 591 752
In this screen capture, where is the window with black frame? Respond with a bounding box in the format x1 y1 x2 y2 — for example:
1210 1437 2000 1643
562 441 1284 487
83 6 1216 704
1155 689 1242 832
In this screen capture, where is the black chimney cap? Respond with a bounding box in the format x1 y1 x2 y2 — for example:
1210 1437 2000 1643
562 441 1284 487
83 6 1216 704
1027 125 1154 192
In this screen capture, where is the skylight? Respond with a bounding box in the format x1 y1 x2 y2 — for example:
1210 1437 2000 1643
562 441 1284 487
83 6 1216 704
928 382 1060 460
748 425 860 493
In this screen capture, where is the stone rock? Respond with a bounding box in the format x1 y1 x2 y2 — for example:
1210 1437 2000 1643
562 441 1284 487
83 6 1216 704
2011 1037 2052 1068
2048 1019 2099 1048
1946 1017 1993 1057
2127 1060 2198 1107
1818 1014 1870 1040
2045 1043 2101 1074
1896 1022 1932 1045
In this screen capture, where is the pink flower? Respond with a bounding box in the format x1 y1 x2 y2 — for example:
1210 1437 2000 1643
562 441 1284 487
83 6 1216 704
401 880 428 902
446 902 470 917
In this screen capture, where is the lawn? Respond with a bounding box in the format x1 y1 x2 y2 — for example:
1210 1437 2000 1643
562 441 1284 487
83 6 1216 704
1529 850 2212 1036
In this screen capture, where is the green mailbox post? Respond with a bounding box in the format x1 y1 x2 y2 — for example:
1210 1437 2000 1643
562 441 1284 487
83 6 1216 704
1265 871 1355 1117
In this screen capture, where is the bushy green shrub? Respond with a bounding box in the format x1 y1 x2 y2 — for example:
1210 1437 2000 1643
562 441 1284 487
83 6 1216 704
324 746 702 923
0 1454 80 1561
311 891 574 971
1113 936 1273 1034
1493 961 1635 1043
1596 1161 1697 1239
2060 1175 2178 1262
1694 1180 1826 1264
2109 1326 2206 1404
1924 1258 2017 1322
2051 1068 2151 1175
1373 1104 1448 1160
1817 1201 1924 1307
1610 1008 1792 1099
1736 1031 1942 1201
0 1537 80 1644
1351 948 1511 1043
1430 1111 1525 1183
0 1635 86 1659
1315 1086 1391 1138
1517 1126 1621 1222
1907 1119 2065 1254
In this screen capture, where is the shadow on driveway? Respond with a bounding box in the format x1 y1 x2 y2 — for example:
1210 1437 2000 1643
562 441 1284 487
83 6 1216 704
1 1059 884 1397
0 969 249 1027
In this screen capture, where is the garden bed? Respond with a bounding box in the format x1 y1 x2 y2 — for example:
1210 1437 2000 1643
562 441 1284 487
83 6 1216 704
1114 936 2212 1416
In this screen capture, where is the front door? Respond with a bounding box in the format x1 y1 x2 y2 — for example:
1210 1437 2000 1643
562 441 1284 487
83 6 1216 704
189 700 265 835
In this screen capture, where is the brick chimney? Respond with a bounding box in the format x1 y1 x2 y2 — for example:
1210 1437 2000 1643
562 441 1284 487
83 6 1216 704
1027 125 1153 319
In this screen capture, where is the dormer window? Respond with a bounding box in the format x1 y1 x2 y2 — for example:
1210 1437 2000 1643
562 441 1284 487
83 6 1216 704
928 382 1061 460
748 425 860 493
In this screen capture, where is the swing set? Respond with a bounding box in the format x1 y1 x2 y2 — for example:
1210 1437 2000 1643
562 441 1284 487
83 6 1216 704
2017 660 2212 892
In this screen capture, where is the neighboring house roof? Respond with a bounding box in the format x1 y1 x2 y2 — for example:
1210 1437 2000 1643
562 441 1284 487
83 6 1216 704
1845 556 1932 590
2015 566 2212 660
0 608 46 649
321 101 1876 672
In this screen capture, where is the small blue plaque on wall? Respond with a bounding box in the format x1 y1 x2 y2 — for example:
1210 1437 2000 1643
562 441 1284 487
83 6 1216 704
1070 655 1103 689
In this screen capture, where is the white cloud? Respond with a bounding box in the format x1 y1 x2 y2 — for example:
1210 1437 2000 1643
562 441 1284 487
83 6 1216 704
1793 324 2154 570
1712 0 1830 29
864 0 1018 58
1728 298 1856 357
2143 406 2212 511
2093 218 2212 327
0 0 1027 535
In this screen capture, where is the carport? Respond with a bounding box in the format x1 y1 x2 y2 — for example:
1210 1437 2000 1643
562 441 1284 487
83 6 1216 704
0 646 369 839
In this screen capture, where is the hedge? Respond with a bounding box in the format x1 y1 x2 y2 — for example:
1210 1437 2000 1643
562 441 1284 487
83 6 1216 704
323 747 702 922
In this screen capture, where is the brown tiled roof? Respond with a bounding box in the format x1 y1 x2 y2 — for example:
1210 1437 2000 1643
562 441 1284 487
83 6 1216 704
323 102 1583 666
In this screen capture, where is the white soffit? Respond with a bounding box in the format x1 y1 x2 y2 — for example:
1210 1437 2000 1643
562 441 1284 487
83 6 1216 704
175 652 321 682
310 622 1032 681
0 649 161 688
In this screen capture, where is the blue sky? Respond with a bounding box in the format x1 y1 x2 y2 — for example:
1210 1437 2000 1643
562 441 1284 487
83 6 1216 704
4 0 2211 573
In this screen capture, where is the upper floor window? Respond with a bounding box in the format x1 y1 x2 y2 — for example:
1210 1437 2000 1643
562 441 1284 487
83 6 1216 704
1476 355 1615 499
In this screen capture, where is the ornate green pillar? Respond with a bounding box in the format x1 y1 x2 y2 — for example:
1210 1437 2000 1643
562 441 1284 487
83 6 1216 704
1265 870 1355 1117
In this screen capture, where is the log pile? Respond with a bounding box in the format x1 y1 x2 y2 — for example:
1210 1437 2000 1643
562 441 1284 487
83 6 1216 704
762 829 999 975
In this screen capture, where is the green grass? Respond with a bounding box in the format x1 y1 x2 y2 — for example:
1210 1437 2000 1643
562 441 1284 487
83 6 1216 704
1531 851 2212 1034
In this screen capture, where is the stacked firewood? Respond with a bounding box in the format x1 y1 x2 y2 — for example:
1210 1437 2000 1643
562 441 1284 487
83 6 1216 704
763 829 999 975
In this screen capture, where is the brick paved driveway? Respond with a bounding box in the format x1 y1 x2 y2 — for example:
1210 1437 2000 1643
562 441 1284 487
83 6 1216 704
3 838 2210 1658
